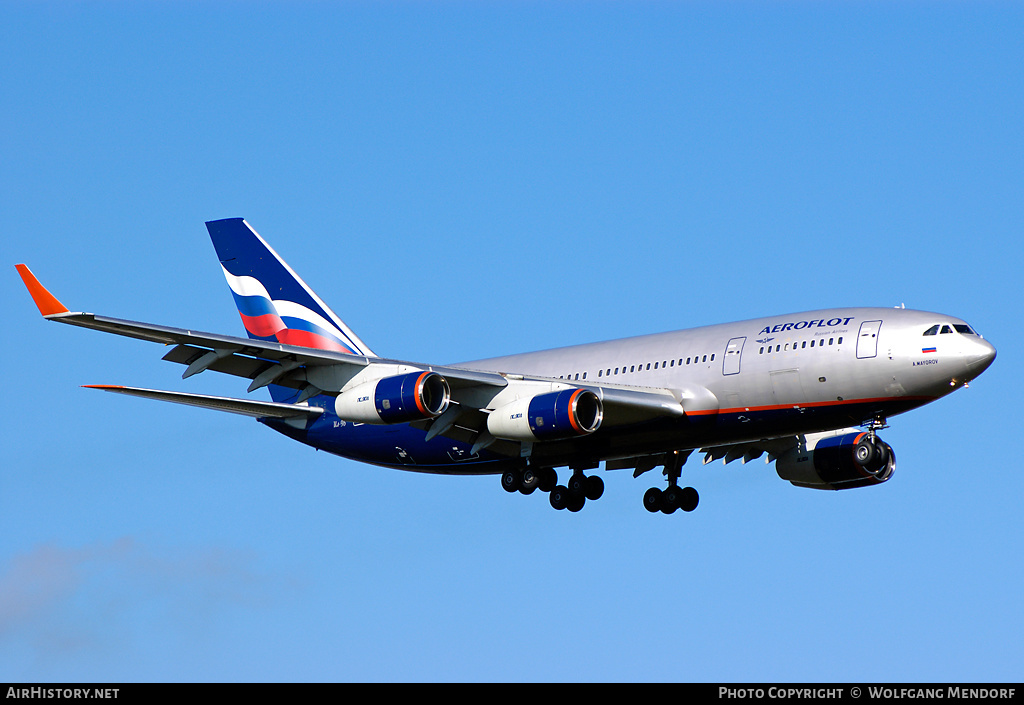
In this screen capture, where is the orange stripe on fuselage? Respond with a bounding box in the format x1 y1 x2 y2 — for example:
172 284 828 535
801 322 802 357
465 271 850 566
690 395 938 417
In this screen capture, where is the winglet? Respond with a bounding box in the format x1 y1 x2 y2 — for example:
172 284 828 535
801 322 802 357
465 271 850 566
15 264 70 317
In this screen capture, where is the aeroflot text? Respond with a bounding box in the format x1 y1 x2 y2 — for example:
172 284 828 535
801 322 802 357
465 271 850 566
757 317 855 336
719 688 843 699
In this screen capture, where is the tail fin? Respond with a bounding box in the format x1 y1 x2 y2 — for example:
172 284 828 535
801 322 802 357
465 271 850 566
205 218 375 358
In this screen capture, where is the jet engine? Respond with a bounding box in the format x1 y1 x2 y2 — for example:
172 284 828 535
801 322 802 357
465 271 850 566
334 371 450 424
776 431 895 490
487 388 603 442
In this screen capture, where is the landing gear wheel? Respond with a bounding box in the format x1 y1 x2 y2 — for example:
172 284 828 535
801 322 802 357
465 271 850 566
856 436 890 476
663 486 685 514
643 487 663 513
874 442 896 481
538 468 557 493
501 469 521 493
566 492 586 513
854 438 878 466
549 485 569 511
584 475 604 501
519 468 539 495
864 439 893 478
869 439 890 471
644 450 699 515
679 486 699 512
567 474 586 496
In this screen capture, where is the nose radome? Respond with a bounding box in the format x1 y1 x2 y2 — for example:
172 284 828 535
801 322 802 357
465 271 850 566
965 339 997 377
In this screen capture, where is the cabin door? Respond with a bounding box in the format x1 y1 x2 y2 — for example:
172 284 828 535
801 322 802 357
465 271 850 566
722 337 746 376
857 320 882 359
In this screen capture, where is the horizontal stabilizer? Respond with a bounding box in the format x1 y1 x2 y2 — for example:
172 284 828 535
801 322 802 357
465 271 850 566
83 385 325 419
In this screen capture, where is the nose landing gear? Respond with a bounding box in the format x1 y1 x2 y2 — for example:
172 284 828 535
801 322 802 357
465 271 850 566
858 415 896 481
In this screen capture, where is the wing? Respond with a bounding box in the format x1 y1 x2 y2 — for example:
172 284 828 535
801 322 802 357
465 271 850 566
607 437 801 479
697 437 800 466
17 265 685 453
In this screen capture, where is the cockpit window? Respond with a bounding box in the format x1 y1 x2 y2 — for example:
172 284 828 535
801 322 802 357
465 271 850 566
925 323 979 336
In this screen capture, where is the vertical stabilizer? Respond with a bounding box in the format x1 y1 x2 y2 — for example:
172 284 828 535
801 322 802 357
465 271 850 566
205 218 375 358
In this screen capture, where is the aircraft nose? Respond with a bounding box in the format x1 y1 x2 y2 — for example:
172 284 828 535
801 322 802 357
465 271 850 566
965 338 997 377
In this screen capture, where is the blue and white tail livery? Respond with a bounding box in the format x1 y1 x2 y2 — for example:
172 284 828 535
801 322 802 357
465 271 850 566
206 218 374 357
17 218 996 515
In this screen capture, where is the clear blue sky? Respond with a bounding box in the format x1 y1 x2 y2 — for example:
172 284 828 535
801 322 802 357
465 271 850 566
2 2 1022 682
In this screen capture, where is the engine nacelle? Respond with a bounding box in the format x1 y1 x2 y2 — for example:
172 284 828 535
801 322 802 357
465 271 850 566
776 431 896 490
334 371 450 424
487 388 603 442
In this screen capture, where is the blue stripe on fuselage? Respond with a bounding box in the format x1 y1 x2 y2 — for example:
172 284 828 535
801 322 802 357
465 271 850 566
258 394 933 475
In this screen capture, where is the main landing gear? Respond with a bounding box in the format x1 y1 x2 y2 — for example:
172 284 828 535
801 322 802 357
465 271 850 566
501 464 604 513
642 450 699 515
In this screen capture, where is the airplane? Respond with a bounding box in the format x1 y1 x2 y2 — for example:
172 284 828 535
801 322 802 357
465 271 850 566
16 218 997 514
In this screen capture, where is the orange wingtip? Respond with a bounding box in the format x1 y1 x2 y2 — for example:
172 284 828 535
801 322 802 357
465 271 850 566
15 264 70 317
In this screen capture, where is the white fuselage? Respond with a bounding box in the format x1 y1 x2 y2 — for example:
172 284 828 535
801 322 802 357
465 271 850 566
444 306 994 466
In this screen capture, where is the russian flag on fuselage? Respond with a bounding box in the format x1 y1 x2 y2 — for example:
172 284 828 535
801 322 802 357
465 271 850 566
206 218 375 357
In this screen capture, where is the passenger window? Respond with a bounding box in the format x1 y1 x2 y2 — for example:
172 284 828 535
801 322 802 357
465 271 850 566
646 363 651 370
802 341 807 349
923 325 940 336
838 337 843 344
686 357 691 365
702 355 707 362
598 370 603 377
759 347 764 354
630 365 635 373
654 362 659 370
582 372 587 380
829 338 834 345
710 354 715 361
